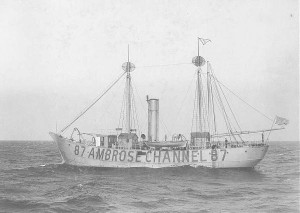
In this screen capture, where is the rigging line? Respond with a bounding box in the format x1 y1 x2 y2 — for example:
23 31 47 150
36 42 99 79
131 85 135 129
191 82 198 134
212 78 235 141
131 76 168 138
98 80 123 127
171 70 197 132
213 73 243 133
60 71 127 134
211 93 215 133
197 69 203 132
160 113 171 137
207 70 211 133
131 79 148 124
211 79 217 135
210 68 240 142
201 74 207 130
212 76 273 122
124 76 130 132
128 82 134 130
266 118 276 142
200 72 209 132
208 62 217 135
137 62 192 68
212 90 228 136
130 78 146 136
118 78 127 128
132 91 141 134
201 73 209 131
130 83 139 132
121 82 127 131
211 74 240 141
213 83 230 132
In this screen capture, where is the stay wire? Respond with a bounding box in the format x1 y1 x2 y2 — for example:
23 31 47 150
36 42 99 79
171 70 197 133
131 82 141 134
212 72 243 132
213 77 273 122
191 81 198 134
212 78 236 141
118 78 127 129
131 79 148 127
60 71 127 133
137 62 192 68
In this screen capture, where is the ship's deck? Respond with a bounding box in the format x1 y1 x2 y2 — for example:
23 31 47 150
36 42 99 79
65 135 267 151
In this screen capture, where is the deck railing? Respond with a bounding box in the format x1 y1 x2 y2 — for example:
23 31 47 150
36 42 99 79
69 132 267 150
189 140 267 149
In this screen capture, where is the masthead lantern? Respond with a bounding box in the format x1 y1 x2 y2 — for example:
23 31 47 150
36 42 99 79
122 62 135 72
192 56 206 67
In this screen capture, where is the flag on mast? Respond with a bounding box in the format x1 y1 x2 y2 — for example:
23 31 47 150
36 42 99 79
275 116 289 125
198 37 211 45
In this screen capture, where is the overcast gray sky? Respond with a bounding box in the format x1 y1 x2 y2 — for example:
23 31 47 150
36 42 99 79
0 0 298 141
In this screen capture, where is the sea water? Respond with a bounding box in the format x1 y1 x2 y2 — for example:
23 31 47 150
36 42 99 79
0 141 299 212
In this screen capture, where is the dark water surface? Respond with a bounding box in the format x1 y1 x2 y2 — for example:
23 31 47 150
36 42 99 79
0 141 299 212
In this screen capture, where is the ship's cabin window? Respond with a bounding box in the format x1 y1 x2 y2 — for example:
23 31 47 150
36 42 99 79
108 135 117 148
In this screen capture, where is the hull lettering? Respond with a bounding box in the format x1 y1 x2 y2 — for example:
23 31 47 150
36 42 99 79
135 152 141 162
154 150 161 163
221 149 226 161
182 150 189 162
88 148 95 159
112 150 118 161
105 149 111 160
72 146 228 164
128 151 134 162
96 148 105 160
173 150 180 163
74 145 79 155
119 150 126 161
200 150 207 161
192 150 198 162
162 151 171 163
211 149 218 161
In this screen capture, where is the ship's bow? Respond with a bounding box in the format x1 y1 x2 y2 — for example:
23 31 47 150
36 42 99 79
49 132 69 163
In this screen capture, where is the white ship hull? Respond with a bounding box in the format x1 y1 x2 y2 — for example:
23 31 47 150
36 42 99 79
50 132 268 168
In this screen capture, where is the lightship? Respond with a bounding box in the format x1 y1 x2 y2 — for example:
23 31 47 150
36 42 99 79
50 39 287 168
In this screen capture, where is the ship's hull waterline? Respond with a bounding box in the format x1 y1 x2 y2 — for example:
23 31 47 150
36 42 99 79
50 132 268 168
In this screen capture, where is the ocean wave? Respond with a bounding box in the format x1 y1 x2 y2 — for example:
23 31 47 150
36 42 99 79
181 187 196 193
2 187 30 194
130 201 158 209
66 194 104 204
0 197 50 211
1 141 299 212
205 182 226 186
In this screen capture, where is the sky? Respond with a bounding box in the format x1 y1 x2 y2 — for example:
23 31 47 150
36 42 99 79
0 0 298 141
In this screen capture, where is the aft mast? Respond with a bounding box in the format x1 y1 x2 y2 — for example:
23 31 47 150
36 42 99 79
192 38 207 144
196 38 203 132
